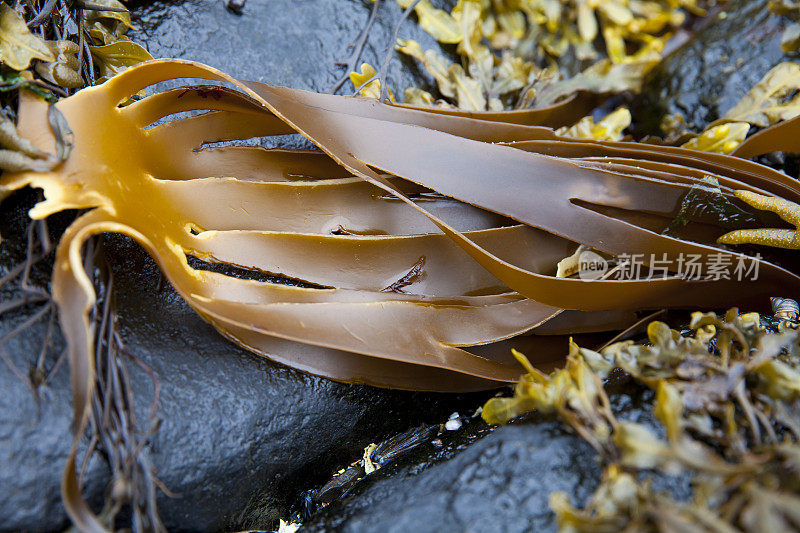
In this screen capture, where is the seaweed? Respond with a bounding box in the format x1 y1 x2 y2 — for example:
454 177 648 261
484 311 800 532
0 0 152 172
3 0 800 530
357 0 707 111
2 57 800 529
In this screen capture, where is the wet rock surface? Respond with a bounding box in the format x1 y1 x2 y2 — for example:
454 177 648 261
635 0 793 135
128 0 455 96
303 419 601 533
303 381 690 533
0 191 490 531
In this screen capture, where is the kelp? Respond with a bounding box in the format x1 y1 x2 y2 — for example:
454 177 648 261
3 58 800 529
718 190 800 249
391 0 700 61
0 3 56 70
484 311 800 532
718 62 800 128
555 106 631 141
0 0 151 89
678 61 800 154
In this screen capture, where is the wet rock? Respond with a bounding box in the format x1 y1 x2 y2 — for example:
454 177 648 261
303 420 600 533
128 0 456 96
303 382 691 532
635 0 792 135
0 190 491 531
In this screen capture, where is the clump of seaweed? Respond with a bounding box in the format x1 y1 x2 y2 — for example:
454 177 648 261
1 2 161 530
678 61 800 155
352 0 713 112
771 0 800 53
483 311 800 531
350 1 800 153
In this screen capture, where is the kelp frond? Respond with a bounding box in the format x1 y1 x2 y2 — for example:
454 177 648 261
0 0 152 174
3 58 800 529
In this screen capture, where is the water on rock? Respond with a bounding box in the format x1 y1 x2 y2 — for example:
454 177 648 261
635 0 791 134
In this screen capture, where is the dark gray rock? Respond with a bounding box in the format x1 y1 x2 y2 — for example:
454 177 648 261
128 0 456 96
301 417 602 533
0 189 489 532
302 382 692 533
635 0 792 135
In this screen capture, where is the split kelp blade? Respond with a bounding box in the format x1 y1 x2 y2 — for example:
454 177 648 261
3 59 800 531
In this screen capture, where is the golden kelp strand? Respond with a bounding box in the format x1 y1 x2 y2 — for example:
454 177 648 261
3 58 800 530
252 85 795 310
718 190 800 249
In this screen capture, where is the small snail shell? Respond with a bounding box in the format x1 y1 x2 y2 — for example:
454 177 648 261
771 297 799 322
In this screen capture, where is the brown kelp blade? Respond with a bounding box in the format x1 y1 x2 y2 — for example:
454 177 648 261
5 57 800 394
7 59 578 388
3 58 800 531
242 79 800 310
390 91 604 129
733 114 800 159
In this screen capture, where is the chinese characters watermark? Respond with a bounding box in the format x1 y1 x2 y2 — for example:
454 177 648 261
577 251 761 281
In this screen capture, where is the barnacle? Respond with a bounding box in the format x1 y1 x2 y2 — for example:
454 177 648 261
4 58 800 528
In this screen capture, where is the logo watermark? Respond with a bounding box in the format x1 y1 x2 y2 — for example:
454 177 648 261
577 252 762 281
577 250 609 280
